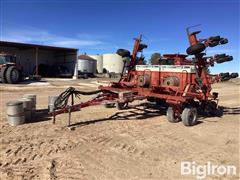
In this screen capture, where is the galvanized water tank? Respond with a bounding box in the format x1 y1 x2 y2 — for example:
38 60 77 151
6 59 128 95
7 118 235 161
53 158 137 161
23 94 36 117
23 94 36 110
78 55 97 74
89 55 103 73
48 96 58 113
6 101 25 126
19 98 32 122
103 54 124 74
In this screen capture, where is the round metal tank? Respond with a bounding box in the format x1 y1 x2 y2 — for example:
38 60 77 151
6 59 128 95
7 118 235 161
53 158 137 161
23 94 36 110
103 54 124 74
48 96 58 113
22 94 36 117
89 55 103 73
6 101 25 126
19 98 32 122
78 56 97 74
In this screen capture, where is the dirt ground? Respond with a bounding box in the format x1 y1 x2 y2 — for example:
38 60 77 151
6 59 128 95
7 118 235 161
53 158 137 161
0 78 239 180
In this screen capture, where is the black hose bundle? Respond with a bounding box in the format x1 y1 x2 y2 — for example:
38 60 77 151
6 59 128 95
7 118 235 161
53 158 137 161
54 87 102 109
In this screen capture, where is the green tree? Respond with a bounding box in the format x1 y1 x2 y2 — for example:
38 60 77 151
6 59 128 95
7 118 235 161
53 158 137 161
150 53 161 65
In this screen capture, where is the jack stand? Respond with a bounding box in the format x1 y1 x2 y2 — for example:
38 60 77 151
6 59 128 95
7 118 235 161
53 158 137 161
53 112 56 124
68 107 71 127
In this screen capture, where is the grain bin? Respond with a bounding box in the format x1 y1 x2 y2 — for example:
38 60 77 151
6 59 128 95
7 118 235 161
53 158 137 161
102 54 124 74
6 101 25 126
78 55 97 75
89 55 103 73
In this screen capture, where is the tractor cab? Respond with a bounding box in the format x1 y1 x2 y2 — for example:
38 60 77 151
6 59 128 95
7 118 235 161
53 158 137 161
0 53 17 65
0 53 22 84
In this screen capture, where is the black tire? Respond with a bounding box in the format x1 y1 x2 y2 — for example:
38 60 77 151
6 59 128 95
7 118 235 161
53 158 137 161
181 107 198 126
215 54 226 59
220 38 228 44
116 102 128 110
186 43 206 55
6 66 20 84
138 44 148 51
220 72 229 77
104 103 115 108
209 36 220 41
216 56 232 64
204 101 217 116
231 73 239 78
166 107 181 123
0 66 8 83
208 41 219 47
83 74 88 79
116 49 131 58
221 76 231 81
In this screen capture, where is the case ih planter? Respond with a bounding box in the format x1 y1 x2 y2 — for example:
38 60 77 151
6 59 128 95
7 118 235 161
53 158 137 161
50 29 236 127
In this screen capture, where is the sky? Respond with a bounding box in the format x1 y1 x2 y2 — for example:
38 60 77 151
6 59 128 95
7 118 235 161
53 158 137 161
0 0 239 73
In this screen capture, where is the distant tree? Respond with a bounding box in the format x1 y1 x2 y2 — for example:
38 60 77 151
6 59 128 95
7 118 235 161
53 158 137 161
150 53 161 65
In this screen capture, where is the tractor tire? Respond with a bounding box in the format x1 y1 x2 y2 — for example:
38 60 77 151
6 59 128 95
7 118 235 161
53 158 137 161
166 107 181 123
181 107 198 126
6 66 20 84
116 102 128 110
186 43 206 55
0 67 8 83
116 49 131 58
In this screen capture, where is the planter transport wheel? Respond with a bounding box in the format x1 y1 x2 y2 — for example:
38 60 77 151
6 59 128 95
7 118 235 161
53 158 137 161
181 107 198 126
167 106 181 123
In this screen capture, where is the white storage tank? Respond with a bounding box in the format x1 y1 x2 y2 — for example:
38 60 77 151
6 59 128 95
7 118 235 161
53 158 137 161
89 55 103 73
78 55 97 74
103 53 124 74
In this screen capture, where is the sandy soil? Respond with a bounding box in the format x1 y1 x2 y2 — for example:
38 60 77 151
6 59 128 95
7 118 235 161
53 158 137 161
0 79 239 180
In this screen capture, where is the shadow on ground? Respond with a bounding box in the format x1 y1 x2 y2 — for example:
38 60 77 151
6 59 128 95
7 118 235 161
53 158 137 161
70 103 166 128
25 104 240 127
26 108 52 123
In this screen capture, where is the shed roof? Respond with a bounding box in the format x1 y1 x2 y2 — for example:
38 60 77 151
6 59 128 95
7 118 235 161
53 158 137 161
0 41 78 52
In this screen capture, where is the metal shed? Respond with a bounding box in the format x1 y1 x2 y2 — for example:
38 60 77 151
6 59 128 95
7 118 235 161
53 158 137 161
0 41 78 78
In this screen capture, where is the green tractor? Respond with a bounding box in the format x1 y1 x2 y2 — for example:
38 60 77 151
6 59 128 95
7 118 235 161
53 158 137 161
0 53 22 84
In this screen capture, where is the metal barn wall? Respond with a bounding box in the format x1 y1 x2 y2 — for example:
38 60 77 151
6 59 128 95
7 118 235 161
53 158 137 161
55 52 77 75
0 46 77 76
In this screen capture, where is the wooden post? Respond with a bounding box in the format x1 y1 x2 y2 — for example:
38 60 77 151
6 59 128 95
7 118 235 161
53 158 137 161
35 47 39 75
